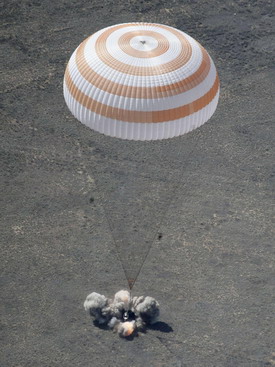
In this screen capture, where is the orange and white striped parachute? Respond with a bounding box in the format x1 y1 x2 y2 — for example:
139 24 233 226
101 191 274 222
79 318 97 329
64 23 219 140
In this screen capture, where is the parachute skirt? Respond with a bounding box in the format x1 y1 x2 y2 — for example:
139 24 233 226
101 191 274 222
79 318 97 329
64 84 219 140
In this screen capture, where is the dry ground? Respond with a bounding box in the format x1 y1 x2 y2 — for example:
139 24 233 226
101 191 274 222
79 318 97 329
1 1 274 366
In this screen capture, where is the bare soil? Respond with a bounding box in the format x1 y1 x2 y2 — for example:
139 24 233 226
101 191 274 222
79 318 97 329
1 1 274 366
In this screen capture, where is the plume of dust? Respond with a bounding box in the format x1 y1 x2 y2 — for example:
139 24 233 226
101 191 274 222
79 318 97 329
84 290 160 338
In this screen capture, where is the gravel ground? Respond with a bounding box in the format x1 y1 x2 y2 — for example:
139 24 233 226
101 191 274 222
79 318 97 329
1 1 274 366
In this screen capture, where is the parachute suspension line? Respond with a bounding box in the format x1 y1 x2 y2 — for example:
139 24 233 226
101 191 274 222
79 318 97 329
78 131 201 290
128 132 202 290
75 141 130 288
100 199 133 289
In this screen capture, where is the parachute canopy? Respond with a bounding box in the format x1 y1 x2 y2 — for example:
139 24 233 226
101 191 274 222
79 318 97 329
64 22 220 140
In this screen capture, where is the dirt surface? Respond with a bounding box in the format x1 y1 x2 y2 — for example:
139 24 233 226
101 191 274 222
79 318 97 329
1 0 275 366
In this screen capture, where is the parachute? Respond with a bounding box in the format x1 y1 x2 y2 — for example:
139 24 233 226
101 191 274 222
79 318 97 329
64 22 219 141
63 23 220 289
